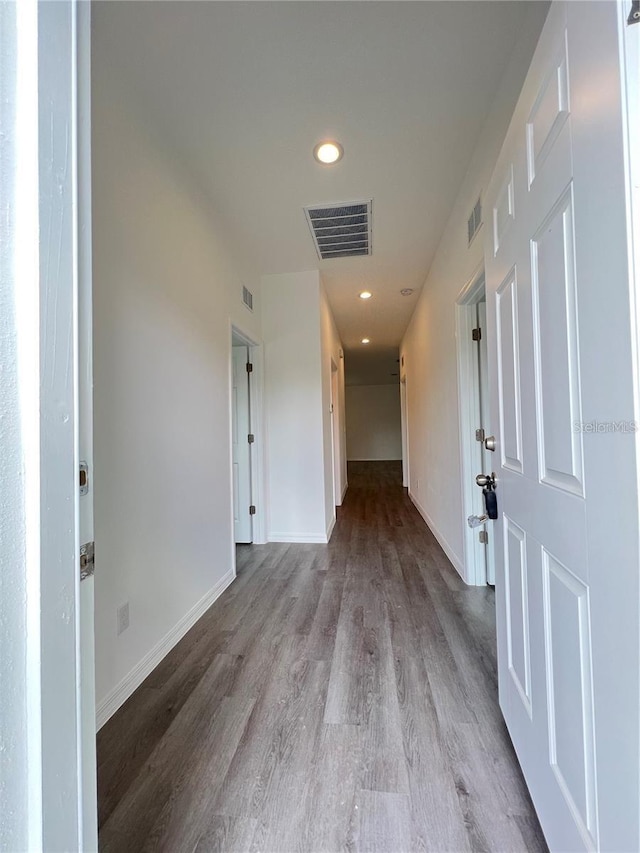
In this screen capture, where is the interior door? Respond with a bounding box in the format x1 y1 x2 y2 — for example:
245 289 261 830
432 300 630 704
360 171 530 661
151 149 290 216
232 345 253 543
484 3 639 850
77 2 98 847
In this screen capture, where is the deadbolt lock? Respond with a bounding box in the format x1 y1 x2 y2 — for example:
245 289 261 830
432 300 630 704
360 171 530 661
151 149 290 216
484 435 496 452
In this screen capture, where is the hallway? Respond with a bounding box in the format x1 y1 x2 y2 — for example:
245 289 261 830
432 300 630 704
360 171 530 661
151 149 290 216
97 462 546 852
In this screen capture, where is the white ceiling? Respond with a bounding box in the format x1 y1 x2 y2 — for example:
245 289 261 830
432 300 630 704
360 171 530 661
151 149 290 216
94 1 546 361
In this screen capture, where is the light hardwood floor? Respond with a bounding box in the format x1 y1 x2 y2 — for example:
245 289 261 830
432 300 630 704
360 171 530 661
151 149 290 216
98 461 547 853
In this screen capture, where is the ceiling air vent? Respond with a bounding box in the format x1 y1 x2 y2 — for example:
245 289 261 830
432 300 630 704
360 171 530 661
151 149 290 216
242 285 254 312
304 200 372 260
467 196 482 245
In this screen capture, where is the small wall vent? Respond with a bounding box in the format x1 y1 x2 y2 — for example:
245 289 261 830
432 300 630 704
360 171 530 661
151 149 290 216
467 196 482 245
242 285 254 312
304 200 372 260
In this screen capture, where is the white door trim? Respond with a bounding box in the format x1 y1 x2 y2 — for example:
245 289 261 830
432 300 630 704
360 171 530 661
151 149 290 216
456 265 491 585
39 3 92 846
620 1 640 535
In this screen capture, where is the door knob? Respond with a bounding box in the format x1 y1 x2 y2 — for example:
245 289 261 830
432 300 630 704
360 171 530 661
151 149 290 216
476 473 496 489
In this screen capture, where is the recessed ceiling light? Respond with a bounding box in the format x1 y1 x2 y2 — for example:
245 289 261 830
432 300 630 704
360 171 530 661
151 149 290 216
359 291 372 300
361 338 370 344
313 141 344 165
400 288 414 296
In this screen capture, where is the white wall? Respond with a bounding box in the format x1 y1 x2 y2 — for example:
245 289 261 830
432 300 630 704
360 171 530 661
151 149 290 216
400 2 549 580
92 66 262 723
320 286 347 516
262 271 332 542
346 384 402 461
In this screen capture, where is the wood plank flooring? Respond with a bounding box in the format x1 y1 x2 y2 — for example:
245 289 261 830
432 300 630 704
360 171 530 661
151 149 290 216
97 461 547 853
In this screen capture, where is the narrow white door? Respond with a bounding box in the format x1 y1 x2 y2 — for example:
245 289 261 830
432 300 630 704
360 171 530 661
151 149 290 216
77 3 98 847
485 3 639 850
232 346 253 543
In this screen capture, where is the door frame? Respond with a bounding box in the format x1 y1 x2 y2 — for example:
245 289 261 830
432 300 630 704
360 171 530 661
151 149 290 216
229 323 266 570
77 0 98 847
621 0 640 510
456 264 493 585
1 1 96 848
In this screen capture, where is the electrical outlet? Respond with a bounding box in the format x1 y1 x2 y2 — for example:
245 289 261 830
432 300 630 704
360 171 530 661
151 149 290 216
117 602 130 635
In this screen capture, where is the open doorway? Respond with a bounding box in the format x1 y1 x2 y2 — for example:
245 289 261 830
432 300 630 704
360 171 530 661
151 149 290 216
230 326 264 561
231 337 253 544
344 348 403 469
400 369 409 489
456 269 496 586
330 361 342 508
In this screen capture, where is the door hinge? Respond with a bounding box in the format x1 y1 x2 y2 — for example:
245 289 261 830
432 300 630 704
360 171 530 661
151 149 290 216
248 433 255 444
475 428 485 442
628 0 639 24
80 541 95 580
472 327 482 342
246 362 253 373
479 530 489 545
249 505 256 516
79 461 89 495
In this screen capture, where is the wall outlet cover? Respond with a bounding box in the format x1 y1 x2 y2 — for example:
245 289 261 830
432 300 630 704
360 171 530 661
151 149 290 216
117 602 130 635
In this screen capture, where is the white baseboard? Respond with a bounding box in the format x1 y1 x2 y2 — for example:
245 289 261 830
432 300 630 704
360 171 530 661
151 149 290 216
341 481 348 502
326 514 336 542
96 568 235 731
408 491 465 580
267 531 328 544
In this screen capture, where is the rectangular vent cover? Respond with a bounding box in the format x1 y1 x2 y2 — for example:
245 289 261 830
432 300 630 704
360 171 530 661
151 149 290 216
304 200 372 259
468 196 482 245
242 285 253 311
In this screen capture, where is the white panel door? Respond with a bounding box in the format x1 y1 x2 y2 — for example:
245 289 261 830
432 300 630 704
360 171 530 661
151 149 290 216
77 2 98 847
232 346 253 543
484 3 639 851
